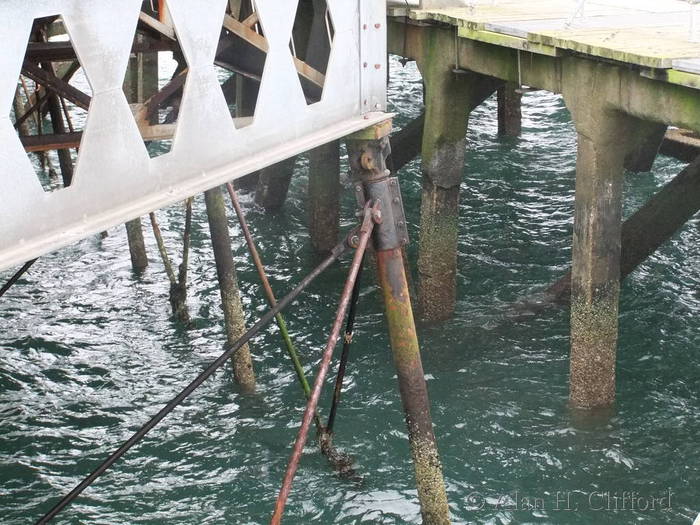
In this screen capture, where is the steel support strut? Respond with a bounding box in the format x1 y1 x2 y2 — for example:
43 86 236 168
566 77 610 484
346 123 452 525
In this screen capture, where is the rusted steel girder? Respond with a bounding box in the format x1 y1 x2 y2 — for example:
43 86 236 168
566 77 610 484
270 202 377 525
346 123 452 525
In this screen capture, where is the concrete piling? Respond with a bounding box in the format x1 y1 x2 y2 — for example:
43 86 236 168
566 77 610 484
125 218 149 272
563 67 645 407
308 141 340 254
204 186 256 393
123 47 155 272
546 154 700 304
568 127 625 409
234 76 261 192
254 157 297 212
416 39 500 320
497 82 522 137
624 121 668 172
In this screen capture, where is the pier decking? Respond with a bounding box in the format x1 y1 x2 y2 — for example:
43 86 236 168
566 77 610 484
389 0 700 80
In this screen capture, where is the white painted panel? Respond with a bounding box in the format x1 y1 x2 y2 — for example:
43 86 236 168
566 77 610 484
0 0 388 271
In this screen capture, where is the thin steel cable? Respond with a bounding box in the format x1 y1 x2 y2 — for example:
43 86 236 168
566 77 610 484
270 203 376 525
34 235 352 524
0 259 38 299
325 254 364 434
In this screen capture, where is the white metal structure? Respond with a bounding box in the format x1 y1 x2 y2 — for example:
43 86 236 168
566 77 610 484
0 0 388 271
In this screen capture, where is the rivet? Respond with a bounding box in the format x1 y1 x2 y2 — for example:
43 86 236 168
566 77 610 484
375 23 381 29
374 64 381 69
363 24 368 29
393 197 399 204
363 62 368 68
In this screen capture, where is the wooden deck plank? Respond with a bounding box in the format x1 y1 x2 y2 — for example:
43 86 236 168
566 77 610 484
534 26 700 68
404 0 700 70
457 26 561 56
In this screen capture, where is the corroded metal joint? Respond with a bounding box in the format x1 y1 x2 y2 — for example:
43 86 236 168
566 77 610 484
348 136 392 182
364 177 409 251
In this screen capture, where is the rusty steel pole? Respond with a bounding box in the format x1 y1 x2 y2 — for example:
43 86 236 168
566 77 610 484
270 203 376 524
346 122 451 525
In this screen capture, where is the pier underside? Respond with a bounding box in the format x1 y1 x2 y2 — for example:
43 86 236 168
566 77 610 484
388 4 700 407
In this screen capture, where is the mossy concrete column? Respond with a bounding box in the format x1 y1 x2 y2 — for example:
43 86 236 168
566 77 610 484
122 46 154 273
497 82 522 137
254 157 297 212
546 155 700 304
308 141 340 254
563 62 648 408
416 35 500 321
204 186 256 393
125 218 148 272
624 121 668 172
234 77 261 192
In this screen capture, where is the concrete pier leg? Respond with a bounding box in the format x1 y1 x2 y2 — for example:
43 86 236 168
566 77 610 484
204 186 256 393
122 50 154 272
234 77 261 192
569 122 626 408
624 121 668 172
254 157 297 212
564 96 645 407
497 82 522 137
308 141 340 254
415 63 499 321
388 112 425 172
546 154 700 303
348 128 451 524
125 218 148 272
561 58 665 408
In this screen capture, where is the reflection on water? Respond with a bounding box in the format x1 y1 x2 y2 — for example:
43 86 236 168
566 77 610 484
0 56 698 524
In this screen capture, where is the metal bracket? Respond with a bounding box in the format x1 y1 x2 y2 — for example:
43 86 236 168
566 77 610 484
361 176 409 251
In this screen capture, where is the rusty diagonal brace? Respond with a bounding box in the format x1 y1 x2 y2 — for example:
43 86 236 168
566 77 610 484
270 200 381 525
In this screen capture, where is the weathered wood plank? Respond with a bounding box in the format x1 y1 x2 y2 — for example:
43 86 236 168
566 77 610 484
403 0 700 70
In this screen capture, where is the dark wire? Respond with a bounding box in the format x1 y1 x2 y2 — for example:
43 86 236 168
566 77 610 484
34 237 350 524
325 254 365 434
0 259 37 299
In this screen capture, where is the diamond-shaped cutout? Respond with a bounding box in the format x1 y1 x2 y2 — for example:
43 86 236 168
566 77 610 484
215 1 267 129
12 15 93 192
127 1 189 158
290 0 335 105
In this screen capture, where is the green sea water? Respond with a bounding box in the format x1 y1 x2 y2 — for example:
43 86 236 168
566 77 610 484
1 56 698 524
